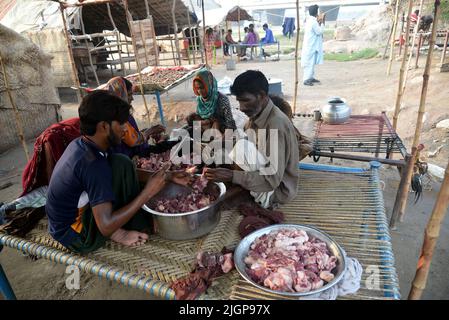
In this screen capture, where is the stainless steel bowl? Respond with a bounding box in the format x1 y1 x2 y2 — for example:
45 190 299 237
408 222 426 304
142 180 226 240
234 224 347 297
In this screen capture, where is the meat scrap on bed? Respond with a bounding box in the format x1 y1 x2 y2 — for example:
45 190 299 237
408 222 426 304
171 249 235 300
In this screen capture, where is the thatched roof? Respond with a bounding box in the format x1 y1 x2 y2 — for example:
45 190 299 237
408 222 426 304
1 0 200 36
224 6 253 22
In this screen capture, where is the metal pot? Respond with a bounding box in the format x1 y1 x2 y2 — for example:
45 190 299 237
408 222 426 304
142 180 226 240
322 97 351 124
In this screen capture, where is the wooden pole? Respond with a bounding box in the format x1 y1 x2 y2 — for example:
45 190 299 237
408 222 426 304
399 11 405 56
144 0 150 18
79 7 100 85
123 0 151 127
107 3 125 75
415 33 423 68
168 25 177 66
139 21 151 67
238 7 241 42
293 0 300 115
409 150 449 299
401 0 425 94
171 0 182 66
387 0 401 75
186 8 193 64
59 3 82 101
382 23 394 60
0 54 30 161
390 0 441 228
201 0 207 66
392 0 413 132
440 30 449 66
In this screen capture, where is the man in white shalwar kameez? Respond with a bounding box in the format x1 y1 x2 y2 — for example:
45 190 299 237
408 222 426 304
301 5 325 86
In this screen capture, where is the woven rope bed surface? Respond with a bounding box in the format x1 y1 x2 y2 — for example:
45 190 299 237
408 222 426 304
0 168 400 300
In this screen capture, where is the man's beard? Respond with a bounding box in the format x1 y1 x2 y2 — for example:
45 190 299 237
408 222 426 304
107 127 122 147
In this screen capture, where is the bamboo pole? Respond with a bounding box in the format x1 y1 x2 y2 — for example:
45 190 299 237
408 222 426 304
382 23 394 60
171 0 182 66
168 25 177 66
387 0 401 75
238 7 241 42
79 7 100 86
107 3 125 75
390 0 441 228
440 30 449 66
150 16 160 66
139 21 151 67
293 0 300 115
186 8 193 64
409 151 448 299
399 11 405 56
392 0 414 132
59 3 82 101
123 0 151 127
144 0 150 18
0 54 30 161
201 0 207 66
401 0 425 94
415 33 423 68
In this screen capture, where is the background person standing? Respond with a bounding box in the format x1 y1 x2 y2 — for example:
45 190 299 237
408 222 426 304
301 5 325 86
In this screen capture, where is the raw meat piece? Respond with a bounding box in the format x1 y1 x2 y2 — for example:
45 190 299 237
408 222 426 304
244 228 338 294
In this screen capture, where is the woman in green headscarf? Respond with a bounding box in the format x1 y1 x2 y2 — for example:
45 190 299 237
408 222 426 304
188 70 236 133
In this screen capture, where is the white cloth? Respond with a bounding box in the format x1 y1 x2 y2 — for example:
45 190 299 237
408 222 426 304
229 139 274 208
301 16 324 68
231 108 249 130
300 253 363 300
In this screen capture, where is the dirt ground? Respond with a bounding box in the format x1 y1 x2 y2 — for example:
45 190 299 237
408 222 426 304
1 55 448 300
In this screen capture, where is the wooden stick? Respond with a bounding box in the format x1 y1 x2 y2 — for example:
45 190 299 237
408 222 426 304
411 1 440 149
201 0 207 66
409 143 448 299
440 30 449 66
107 3 125 75
415 33 423 68
123 0 151 127
387 0 401 75
399 11 405 56
168 25 177 66
392 0 413 132
238 7 241 42
293 0 300 115
171 0 182 66
59 3 82 101
144 0 150 19
0 54 30 161
149 16 160 66
382 22 394 60
71 32 117 40
187 8 194 64
79 6 100 85
389 148 415 230
401 0 425 94
391 0 441 228
139 20 151 67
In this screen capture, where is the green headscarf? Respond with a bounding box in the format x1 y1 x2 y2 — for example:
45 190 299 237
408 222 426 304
193 70 219 119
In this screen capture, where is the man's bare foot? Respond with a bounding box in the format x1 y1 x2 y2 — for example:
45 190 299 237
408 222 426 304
110 228 149 247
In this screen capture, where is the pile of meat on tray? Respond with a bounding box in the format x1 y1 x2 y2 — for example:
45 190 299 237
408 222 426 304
129 66 189 89
135 151 193 172
151 174 217 214
244 228 337 293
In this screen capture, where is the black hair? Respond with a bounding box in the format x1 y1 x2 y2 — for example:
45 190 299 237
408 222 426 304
309 5 319 17
244 27 249 32
249 23 254 28
122 77 133 92
230 70 269 96
79 90 131 136
263 23 268 28
414 10 420 15
227 29 232 33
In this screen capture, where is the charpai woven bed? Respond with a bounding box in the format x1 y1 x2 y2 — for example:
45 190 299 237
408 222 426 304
0 165 400 300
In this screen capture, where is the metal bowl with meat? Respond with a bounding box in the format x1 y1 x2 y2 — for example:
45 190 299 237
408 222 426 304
142 175 226 240
234 224 347 297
